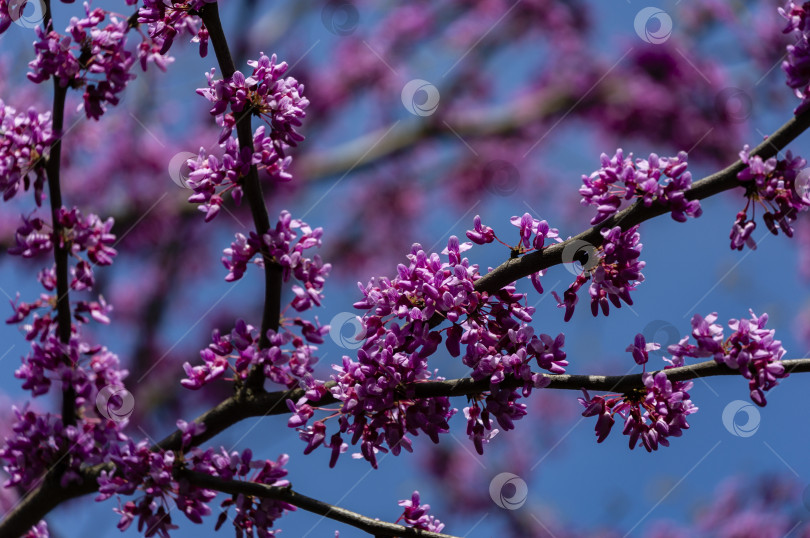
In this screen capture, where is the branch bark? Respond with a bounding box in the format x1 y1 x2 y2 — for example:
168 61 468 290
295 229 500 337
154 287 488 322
470 109 810 295
180 470 460 538
199 4 282 390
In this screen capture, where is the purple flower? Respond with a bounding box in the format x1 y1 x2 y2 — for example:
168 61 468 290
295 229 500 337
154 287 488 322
509 212 560 250
466 214 495 244
668 311 788 405
177 420 207 449
578 390 615 443
197 53 309 149
724 310 788 406
731 145 809 250
182 317 323 391
0 101 53 205
8 214 52 258
305 235 565 465
57 207 117 266
626 333 660 366
780 2 810 113
28 6 138 120
187 138 292 222
397 491 445 532
555 226 645 320
23 521 49 538
138 0 211 59
579 371 698 452
580 149 700 225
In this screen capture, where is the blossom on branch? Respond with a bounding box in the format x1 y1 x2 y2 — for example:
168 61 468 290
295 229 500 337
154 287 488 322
580 149 701 225
731 145 809 250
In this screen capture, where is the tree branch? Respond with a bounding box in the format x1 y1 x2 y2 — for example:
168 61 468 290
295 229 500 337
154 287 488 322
179 470 460 538
0 469 98 538
152 357 810 449
199 3 283 391
39 0 77 431
470 109 810 296
4 352 808 538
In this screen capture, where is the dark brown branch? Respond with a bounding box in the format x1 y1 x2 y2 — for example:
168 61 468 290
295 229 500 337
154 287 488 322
154 358 810 449
4 353 809 538
44 63 76 431
199 4 282 391
470 109 810 295
180 470 460 538
0 469 98 538
411 358 810 396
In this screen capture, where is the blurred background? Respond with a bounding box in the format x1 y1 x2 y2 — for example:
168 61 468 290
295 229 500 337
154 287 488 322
2 0 810 536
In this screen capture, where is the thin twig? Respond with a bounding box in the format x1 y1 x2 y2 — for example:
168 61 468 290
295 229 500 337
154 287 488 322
180 470 460 538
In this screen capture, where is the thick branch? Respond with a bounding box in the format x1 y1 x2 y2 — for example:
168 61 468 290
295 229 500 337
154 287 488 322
0 469 98 538
155 358 810 439
4 355 808 538
180 470 460 538
45 67 76 431
471 109 810 295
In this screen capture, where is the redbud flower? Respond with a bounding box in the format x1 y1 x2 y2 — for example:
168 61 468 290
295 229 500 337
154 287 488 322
580 149 701 225
397 491 445 532
731 145 809 250
0 101 53 205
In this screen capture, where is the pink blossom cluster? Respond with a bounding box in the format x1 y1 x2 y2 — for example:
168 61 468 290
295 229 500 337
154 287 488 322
188 53 307 222
397 491 445 533
780 1 810 114
579 370 697 452
181 316 327 391
98 435 294 538
0 405 126 490
467 213 558 294
196 53 309 147
288 233 566 466
553 225 645 322
28 5 137 119
137 0 213 60
221 210 331 312
0 101 53 205
9 207 116 291
730 145 809 250
186 130 294 221
580 149 702 225
670 311 788 406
